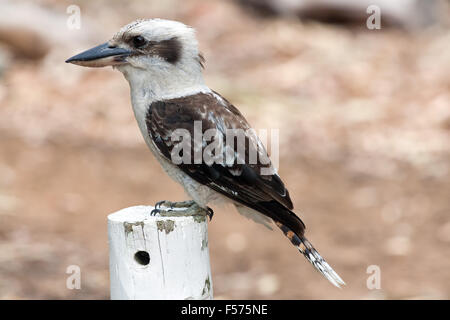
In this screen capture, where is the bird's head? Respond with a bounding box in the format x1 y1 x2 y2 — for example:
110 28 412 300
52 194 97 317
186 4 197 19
66 19 205 91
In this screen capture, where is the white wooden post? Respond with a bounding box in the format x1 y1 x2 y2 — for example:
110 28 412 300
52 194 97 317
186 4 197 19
107 204 213 300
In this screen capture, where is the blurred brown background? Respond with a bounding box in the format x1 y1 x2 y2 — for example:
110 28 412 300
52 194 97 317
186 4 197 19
0 0 449 299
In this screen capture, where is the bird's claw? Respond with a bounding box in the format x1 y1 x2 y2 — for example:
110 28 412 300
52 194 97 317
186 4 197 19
150 207 174 216
150 208 161 216
155 200 171 210
206 207 214 221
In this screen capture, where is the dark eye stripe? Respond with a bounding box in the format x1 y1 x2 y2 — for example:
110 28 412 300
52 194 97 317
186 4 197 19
151 38 181 64
125 35 182 65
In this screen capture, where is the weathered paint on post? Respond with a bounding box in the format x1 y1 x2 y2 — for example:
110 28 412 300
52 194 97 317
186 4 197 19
108 205 213 300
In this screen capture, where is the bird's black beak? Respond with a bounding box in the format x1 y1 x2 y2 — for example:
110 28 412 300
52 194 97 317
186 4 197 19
66 42 131 68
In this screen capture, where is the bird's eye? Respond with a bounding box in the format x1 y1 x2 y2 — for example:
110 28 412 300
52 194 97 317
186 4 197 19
132 36 147 48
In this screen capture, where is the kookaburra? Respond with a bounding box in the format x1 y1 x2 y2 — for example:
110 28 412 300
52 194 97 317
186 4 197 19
66 19 344 287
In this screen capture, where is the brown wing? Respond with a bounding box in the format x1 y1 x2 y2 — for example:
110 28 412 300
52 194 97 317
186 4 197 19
146 91 305 236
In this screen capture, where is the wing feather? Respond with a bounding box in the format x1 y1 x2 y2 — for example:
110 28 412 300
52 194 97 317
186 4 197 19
146 92 305 236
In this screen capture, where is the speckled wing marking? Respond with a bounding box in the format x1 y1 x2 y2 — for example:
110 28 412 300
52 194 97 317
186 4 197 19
145 92 306 237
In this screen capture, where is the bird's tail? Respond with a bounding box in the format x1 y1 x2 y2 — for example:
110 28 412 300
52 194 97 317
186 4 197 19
275 221 345 288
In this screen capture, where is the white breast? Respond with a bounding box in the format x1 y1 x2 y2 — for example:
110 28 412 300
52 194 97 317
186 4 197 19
128 84 225 208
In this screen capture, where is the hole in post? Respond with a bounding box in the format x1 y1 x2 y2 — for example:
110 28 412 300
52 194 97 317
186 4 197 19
134 251 150 265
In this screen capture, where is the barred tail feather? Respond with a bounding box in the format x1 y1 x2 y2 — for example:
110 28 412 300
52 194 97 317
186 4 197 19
297 236 345 288
275 222 345 288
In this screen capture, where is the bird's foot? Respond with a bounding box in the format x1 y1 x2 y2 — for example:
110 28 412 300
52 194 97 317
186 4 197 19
151 200 197 217
151 200 175 216
150 200 211 221
154 200 196 210
150 207 175 216
151 200 170 216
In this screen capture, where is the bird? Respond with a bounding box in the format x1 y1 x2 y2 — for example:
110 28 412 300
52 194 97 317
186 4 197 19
66 19 345 288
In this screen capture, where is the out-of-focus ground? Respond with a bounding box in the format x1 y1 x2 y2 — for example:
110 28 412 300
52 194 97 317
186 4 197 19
0 0 449 299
